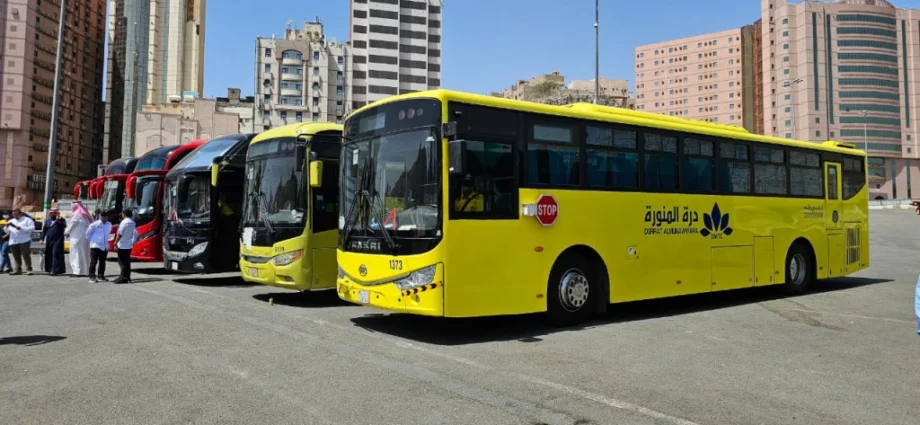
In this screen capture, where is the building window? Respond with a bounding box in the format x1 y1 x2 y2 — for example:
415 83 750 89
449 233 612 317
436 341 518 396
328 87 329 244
264 64 271 72
264 48 271 57
782 18 788 25
296 112 303 122
313 51 320 61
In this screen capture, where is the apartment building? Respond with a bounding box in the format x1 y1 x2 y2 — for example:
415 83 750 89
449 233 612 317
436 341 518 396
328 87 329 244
349 0 443 110
492 71 634 108
103 0 206 162
763 0 920 199
0 0 107 210
254 18 352 132
635 27 761 131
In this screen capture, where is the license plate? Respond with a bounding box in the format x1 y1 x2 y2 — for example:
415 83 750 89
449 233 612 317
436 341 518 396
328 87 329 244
170 262 178 271
250 268 258 277
358 290 369 304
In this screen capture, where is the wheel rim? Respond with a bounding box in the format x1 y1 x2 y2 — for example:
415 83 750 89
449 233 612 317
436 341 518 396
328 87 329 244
558 268 590 312
790 253 806 285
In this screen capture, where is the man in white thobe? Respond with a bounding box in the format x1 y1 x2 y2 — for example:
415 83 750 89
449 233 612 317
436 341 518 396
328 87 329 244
65 201 92 277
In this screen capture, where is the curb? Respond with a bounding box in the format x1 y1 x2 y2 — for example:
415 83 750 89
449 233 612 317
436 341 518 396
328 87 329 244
869 205 914 210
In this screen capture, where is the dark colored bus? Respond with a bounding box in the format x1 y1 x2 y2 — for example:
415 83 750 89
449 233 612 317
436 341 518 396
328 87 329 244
162 134 255 273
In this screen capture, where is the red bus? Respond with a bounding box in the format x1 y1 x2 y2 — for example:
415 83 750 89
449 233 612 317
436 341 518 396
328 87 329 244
89 157 139 250
124 140 208 262
73 180 92 200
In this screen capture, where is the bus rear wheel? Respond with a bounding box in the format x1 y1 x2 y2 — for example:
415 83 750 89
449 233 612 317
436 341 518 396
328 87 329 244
546 254 596 327
783 243 814 295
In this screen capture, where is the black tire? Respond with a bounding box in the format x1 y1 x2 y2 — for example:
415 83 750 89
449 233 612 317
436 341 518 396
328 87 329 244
545 253 597 327
783 243 814 295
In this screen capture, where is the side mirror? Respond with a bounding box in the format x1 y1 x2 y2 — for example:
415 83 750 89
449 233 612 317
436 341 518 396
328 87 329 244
125 176 137 199
210 156 222 187
448 140 467 176
309 160 323 188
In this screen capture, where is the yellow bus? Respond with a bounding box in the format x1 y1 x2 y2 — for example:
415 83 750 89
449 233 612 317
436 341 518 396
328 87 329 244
239 122 343 291
336 90 869 326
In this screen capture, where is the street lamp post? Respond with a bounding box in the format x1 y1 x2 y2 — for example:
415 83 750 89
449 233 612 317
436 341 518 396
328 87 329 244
782 78 803 139
43 0 67 218
593 0 599 105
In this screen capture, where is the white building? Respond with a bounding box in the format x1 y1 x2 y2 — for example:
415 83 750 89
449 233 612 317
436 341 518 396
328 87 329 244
349 0 443 110
254 18 353 132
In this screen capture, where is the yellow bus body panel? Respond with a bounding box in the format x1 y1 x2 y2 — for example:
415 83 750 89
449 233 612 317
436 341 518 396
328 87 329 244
239 122 342 291
337 90 870 317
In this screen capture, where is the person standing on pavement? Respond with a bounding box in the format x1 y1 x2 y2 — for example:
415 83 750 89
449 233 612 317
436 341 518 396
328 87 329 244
0 213 12 273
42 208 67 276
113 208 137 284
86 210 112 282
65 201 92 277
5 209 35 275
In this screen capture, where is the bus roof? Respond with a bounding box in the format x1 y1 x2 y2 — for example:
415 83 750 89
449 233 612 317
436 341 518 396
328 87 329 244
349 89 865 157
166 133 255 178
105 157 138 175
251 122 343 145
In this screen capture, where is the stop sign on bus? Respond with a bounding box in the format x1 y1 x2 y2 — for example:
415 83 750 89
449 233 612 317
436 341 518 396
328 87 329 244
534 194 558 226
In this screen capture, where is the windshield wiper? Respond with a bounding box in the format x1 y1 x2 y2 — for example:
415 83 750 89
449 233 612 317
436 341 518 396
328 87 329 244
342 154 398 254
340 153 374 247
256 191 275 234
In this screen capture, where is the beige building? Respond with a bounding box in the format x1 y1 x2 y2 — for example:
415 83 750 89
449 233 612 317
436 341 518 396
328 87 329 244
349 0 443 109
216 88 256 134
635 28 755 129
255 18 352 132
0 0 108 210
762 0 920 199
492 71 634 108
103 0 206 163
133 92 243 156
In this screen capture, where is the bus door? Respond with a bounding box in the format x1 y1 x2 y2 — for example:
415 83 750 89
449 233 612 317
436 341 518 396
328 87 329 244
309 157 340 290
823 162 845 277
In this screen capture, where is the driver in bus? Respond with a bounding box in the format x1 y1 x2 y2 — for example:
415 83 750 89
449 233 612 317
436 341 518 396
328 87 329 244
454 174 484 212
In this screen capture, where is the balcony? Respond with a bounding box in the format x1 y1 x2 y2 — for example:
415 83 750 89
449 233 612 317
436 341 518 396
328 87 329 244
280 72 302 81
282 56 303 66
280 88 302 97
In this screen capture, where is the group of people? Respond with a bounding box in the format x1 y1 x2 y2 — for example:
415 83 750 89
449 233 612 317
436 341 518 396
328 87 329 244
1 202 138 283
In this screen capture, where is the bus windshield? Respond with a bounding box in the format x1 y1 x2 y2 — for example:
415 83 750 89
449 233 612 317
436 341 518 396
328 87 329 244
242 138 306 228
130 177 161 226
176 176 211 222
98 180 121 213
340 127 440 241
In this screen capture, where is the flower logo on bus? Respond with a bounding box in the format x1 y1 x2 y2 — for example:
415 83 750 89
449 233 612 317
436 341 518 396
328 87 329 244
700 203 733 239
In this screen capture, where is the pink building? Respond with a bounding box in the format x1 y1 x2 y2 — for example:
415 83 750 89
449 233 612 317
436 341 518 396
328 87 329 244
635 28 755 129
0 0 107 210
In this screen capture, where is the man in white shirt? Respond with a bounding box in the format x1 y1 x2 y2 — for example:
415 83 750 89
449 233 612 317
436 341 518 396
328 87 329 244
85 210 113 282
5 209 35 276
113 209 137 284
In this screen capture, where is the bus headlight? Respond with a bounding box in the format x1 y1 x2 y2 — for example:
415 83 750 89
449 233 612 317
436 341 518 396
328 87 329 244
188 242 208 257
394 265 436 291
272 250 303 266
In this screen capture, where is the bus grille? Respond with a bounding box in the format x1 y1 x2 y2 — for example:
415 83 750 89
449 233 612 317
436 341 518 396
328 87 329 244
243 255 271 264
846 227 860 265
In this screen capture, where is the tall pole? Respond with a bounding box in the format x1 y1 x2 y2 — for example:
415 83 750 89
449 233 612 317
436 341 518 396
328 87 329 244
593 0 599 104
43 0 67 217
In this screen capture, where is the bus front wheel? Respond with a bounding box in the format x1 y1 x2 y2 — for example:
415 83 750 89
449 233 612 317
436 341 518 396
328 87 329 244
783 243 814 295
546 254 597 327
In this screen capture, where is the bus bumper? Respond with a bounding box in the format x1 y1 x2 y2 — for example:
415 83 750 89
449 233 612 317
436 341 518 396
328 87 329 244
131 236 162 262
336 265 445 317
239 256 312 291
164 250 212 274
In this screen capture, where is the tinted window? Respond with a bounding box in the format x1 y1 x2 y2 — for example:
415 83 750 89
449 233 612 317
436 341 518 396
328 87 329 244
682 137 714 192
527 123 580 186
644 133 678 191
718 142 750 193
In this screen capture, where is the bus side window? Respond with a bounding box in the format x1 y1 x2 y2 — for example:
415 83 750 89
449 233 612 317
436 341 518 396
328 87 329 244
450 140 516 219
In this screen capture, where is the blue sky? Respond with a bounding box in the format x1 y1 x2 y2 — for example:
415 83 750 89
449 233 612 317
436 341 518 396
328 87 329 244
194 0 920 98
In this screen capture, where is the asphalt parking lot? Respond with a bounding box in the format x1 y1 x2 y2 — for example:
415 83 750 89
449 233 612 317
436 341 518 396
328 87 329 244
1 210 919 425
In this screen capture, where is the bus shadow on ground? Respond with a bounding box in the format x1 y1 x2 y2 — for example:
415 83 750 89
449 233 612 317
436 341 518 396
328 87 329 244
349 276 893 346
174 276 257 288
252 291 356 308
135 268 181 276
